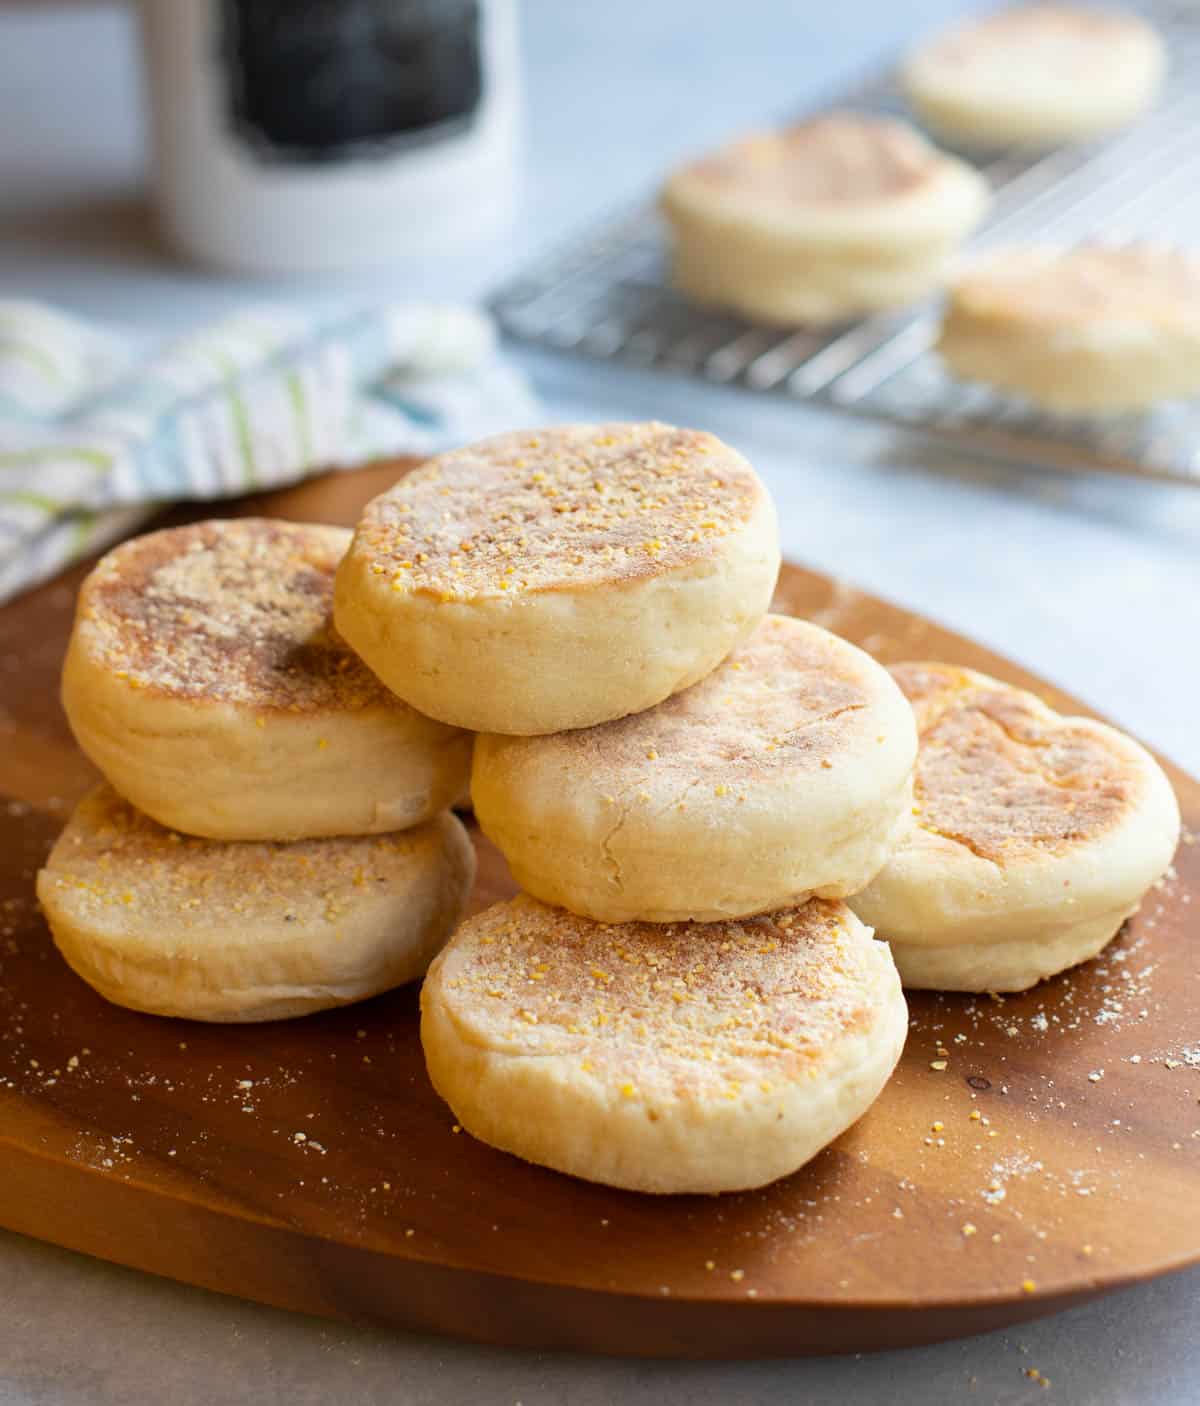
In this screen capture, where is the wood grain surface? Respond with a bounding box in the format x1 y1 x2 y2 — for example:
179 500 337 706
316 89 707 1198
0 459 1197 1358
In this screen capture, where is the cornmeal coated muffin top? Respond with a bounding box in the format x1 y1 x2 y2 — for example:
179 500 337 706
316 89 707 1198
38 784 477 1022
897 663 1149 868
422 890 905 1192
429 892 883 1102
348 422 770 601
38 784 463 936
470 614 917 922
72 518 391 713
848 660 1180 990
502 612 895 795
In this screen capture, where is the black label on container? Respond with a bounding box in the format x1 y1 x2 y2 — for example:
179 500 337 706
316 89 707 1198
220 0 483 165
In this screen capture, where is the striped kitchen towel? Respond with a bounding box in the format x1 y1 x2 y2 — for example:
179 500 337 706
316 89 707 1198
0 299 540 603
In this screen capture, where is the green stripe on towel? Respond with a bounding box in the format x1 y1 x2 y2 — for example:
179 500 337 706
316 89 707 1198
286 369 313 462
218 354 258 489
0 489 61 514
0 339 64 384
0 446 112 471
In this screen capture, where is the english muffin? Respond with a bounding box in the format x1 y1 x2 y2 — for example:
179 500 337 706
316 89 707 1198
472 615 917 922
37 785 476 1021
903 4 1165 148
62 519 472 841
334 424 780 735
849 664 1180 992
421 893 907 1194
938 243 1200 413
660 112 989 325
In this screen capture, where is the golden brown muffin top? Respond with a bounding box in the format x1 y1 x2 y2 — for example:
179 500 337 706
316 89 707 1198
429 893 887 1103
482 615 908 802
73 518 397 712
947 244 1200 334
344 423 768 601
895 662 1139 867
38 785 455 935
673 113 947 207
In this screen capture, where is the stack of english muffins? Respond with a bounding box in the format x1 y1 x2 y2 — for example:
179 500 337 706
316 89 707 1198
39 423 1179 1195
38 519 477 1022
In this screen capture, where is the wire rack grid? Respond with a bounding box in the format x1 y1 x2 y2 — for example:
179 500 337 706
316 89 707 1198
490 2 1200 487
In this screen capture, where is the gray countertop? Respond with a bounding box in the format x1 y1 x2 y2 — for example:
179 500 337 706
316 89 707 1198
1 2 1197 1401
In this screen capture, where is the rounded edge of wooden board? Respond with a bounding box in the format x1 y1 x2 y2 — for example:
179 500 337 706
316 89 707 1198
0 1126 1179 1357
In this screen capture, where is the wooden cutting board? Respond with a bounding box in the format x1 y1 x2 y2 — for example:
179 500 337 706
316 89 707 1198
0 460 1197 1359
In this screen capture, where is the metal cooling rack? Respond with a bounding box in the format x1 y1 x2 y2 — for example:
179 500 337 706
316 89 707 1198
490 2 1200 487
